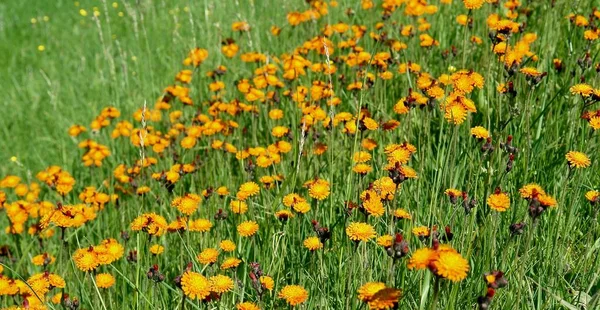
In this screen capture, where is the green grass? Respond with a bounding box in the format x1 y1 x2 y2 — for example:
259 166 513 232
1 0 599 309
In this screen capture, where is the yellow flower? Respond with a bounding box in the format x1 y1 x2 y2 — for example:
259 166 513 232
196 248 218 265
353 151 372 163
230 200 248 214
237 221 259 237
189 218 213 232
31 253 55 266
308 179 330 200
95 273 115 289
412 226 430 237
346 222 376 241
149 245 164 255
408 248 438 270
209 275 234 293
278 285 308 306
357 282 387 302
238 182 260 199
237 302 261 310
432 251 469 282
393 208 412 219
181 271 211 300
519 184 545 199
221 257 242 270
260 276 274 291
219 240 236 252
585 190 599 203
353 163 373 175
487 191 510 212
470 126 489 139
303 237 323 251
570 84 594 97
566 151 591 168
73 248 99 272
376 235 393 247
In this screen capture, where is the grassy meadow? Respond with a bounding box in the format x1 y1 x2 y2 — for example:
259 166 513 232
1 0 600 309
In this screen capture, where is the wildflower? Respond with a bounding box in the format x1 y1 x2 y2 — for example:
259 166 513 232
566 151 591 168
209 275 234 293
180 271 211 300
237 221 259 237
585 190 599 204
230 200 248 214
570 84 594 97
346 222 376 241
73 247 99 272
357 282 386 301
221 257 242 270
471 126 490 139
219 240 236 252
487 188 510 212
408 248 438 270
412 226 430 237
393 208 412 219
463 0 484 9
237 302 261 310
278 285 308 306
95 273 115 289
188 218 213 232
149 245 164 255
197 248 219 265
432 251 469 282
260 276 274 291
307 179 330 200
377 235 394 248
303 237 323 251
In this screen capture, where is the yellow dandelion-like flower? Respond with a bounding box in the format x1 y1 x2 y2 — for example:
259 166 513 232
219 240 236 252
237 302 261 310
376 235 393 247
357 282 386 302
189 218 213 232
308 179 330 200
570 84 594 97
566 151 591 168
346 222 376 242
181 271 211 300
149 245 164 255
408 248 438 270
230 200 248 214
237 221 259 237
519 184 546 199
470 126 489 139
221 257 242 270
412 226 430 237
292 201 311 214
538 194 557 208
368 288 402 309
585 190 599 203
487 191 510 212
353 163 373 175
73 248 99 272
197 248 219 265
278 285 308 306
363 196 385 217
353 151 372 163
95 273 115 289
209 275 234 293
260 276 274 291
303 237 323 251
432 251 469 282
393 208 412 219
239 182 260 198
